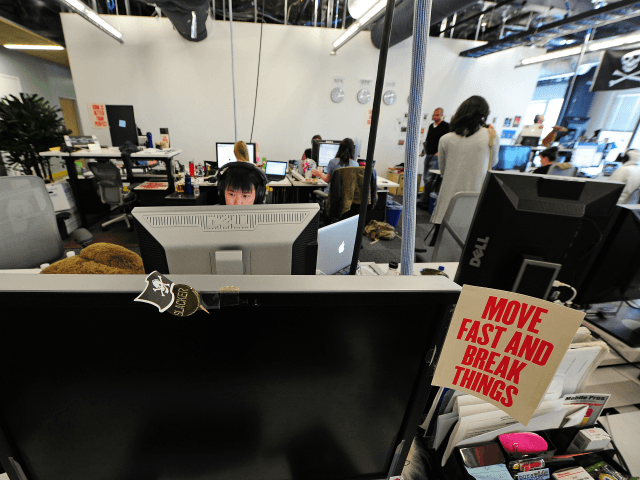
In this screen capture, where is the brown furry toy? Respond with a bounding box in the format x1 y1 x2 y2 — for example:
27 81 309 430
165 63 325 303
402 438 426 480
40 243 145 274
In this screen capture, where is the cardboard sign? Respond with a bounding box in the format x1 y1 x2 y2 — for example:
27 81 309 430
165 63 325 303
88 103 108 129
432 285 585 425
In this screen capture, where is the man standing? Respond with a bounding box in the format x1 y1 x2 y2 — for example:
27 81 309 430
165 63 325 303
417 108 449 210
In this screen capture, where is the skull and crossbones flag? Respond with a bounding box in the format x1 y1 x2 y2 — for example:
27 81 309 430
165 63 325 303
135 271 176 312
592 48 640 92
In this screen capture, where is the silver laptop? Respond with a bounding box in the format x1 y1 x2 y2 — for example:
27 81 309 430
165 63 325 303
316 215 359 275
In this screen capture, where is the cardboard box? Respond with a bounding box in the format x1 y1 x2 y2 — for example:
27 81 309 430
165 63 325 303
46 181 76 212
60 207 80 236
565 428 610 454
552 467 592 480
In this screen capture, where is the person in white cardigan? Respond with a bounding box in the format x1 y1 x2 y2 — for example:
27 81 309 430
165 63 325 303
429 96 499 243
608 149 640 204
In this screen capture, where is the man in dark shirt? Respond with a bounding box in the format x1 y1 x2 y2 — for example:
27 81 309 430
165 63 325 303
417 108 449 210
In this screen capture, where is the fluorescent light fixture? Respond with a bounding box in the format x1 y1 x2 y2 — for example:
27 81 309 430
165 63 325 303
518 31 640 67
3 44 64 50
58 0 124 43
332 0 386 53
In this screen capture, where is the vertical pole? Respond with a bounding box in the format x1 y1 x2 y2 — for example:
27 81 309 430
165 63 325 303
124 0 131 15
285 0 288 24
328 0 334 28
229 0 238 142
342 0 347 28
314 0 318 26
348 0 396 275
450 12 456 38
399 0 432 276
91 0 97 11
255 0 258 22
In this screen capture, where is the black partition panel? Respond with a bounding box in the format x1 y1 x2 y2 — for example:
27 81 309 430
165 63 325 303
106 105 139 147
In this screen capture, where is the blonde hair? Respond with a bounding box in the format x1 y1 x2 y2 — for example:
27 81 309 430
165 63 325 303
234 141 250 162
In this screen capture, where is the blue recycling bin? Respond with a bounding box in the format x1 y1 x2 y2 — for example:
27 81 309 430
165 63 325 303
429 192 438 214
386 199 402 228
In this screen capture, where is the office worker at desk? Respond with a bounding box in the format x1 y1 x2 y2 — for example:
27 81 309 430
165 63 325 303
531 147 558 175
311 138 358 192
608 149 640 203
234 141 251 162
302 135 322 161
216 161 268 205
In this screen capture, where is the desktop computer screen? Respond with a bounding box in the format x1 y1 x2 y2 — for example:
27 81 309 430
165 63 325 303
133 204 319 275
454 172 624 300
494 146 532 171
0 274 460 480
571 144 602 168
216 142 256 168
560 117 590 146
106 105 139 147
312 140 341 166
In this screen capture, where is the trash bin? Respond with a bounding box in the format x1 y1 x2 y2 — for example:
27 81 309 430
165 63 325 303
386 199 402 228
429 192 438 214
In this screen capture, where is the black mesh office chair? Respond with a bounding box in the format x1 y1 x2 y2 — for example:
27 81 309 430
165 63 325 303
88 162 139 231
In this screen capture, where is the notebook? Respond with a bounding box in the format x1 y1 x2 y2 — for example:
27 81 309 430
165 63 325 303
316 215 360 275
265 161 288 182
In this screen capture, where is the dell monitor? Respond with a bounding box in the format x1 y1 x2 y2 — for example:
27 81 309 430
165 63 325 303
494 146 532 171
570 144 603 168
454 172 624 300
0 273 460 480
216 142 256 168
312 140 341 166
133 204 319 275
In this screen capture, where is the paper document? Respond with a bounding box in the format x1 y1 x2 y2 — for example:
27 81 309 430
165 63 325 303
421 387 444 430
554 344 608 396
465 464 512 480
433 412 459 450
562 394 610 425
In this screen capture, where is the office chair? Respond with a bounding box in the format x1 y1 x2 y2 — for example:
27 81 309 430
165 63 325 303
313 167 377 226
88 161 139 231
431 192 480 263
0 176 94 269
625 186 640 205
547 163 578 177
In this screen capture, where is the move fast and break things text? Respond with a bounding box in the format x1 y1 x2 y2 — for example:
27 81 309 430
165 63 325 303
451 296 554 408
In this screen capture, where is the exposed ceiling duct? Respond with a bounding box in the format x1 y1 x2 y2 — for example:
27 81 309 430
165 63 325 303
149 0 210 41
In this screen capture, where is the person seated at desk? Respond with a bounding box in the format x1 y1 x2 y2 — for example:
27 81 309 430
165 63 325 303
607 149 640 203
302 135 322 161
531 147 558 175
216 161 268 205
310 138 358 192
234 141 251 163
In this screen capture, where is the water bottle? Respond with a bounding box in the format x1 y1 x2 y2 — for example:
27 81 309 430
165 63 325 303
185 173 193 195
386 262 399 276
189 161 195 177
146 132 152 148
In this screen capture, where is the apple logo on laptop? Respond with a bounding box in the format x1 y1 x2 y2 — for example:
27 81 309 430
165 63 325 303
339 241 345 254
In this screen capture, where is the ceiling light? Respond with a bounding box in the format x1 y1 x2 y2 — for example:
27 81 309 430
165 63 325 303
57 0 123 43
3 44 64 50
332 0 386 53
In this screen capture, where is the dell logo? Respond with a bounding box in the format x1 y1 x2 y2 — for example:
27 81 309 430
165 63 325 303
469 237 490 267
338 241 345 254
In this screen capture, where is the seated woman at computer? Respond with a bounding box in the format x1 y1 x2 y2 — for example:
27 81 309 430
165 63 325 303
217 162 268 205
234 141 251 162
532 147 558 175
310 138 358 191
302 135 322 161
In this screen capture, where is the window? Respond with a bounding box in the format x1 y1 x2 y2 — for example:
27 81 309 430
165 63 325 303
606 94 640 132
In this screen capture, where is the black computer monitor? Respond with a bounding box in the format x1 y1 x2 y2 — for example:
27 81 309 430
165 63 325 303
133 204 320 275
560 117 590 146
494 146 532 171
312 140 341 165
0 274 460 480
105 105 139 147
454 172 624 300
216 143 256 168
574 205 640 305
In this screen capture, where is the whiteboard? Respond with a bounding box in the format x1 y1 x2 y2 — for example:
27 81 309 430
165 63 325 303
0 74 22 100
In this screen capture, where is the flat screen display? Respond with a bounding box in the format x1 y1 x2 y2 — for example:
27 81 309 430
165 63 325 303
318 143 340 167
216 143 256 168
265 161 287 176
571 145 602 168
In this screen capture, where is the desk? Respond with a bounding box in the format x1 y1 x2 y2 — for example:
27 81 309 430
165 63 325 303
377 177 400 190
41 147 181 227
134 181 170 206
288 175 327 203
268 177 292 204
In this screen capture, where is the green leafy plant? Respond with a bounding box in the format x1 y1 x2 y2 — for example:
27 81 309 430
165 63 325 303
0 93 71 180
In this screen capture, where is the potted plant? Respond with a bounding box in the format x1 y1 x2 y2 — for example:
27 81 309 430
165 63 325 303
0 93 71 181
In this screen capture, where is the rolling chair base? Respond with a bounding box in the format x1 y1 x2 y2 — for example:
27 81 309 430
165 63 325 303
101 213 134 231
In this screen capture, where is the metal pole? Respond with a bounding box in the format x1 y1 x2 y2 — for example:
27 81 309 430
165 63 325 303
328 0 334 28
314 0 318 26
255 0 257 22
399 0 432 276
285 0 288 24
342 0 347 28
450 12 456 38
348 0 396 275
475 13 483 41
124 0 130 15
229 0 238 142
558 29 593 122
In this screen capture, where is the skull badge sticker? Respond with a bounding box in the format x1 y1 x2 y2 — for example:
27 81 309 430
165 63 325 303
135 271 208 316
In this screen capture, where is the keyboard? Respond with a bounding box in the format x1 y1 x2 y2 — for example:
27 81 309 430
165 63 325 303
266 174 286 182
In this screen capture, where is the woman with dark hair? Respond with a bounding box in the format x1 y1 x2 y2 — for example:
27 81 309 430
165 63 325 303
311 138 358 192
429 96 498 233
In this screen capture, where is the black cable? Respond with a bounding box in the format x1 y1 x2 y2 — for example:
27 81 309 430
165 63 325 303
249 0 265 144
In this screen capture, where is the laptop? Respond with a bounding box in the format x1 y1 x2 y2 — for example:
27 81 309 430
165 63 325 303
316 215 359 275
265 161 288 181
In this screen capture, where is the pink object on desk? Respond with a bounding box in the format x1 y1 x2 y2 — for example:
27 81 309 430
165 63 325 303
498 432 547 455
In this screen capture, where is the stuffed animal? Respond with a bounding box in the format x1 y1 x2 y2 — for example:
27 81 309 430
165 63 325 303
40 243 145 274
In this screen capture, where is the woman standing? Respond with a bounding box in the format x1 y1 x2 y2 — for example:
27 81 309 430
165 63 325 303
430 96 498 233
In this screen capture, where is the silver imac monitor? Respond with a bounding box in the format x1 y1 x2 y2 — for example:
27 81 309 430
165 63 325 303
132 204 320 275
216 142 256 168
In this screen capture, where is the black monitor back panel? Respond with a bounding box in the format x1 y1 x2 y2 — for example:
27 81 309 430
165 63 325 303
106 105 139 147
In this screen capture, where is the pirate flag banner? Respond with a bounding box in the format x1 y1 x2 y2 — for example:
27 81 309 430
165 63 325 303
134 270 206 316
592 48 640 92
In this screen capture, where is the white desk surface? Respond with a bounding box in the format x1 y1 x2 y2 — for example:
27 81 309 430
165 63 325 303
373 262 458 277
40 147 181 158
378 177 400 188
268 177 293 187
288 175 328 187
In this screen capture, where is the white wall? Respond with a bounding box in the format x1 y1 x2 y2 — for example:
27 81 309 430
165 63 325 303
0 48 76 111
61 14 543 172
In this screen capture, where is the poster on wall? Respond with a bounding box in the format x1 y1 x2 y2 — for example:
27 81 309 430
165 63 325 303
431 285 585 426
88 103 109 129
592 48 640 91
513 116 521 127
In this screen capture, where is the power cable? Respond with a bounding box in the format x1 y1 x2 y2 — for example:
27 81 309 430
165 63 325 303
249 0 265 144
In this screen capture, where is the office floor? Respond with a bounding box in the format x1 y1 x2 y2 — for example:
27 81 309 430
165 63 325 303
61 194 437 265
